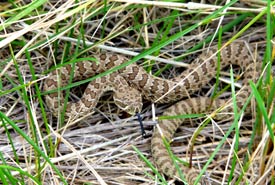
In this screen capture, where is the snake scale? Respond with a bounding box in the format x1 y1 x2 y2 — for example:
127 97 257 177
44 42 261 184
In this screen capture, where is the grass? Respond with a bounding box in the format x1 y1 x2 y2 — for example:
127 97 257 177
0 0 274 184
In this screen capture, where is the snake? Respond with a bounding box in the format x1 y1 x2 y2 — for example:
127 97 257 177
44 42 262 184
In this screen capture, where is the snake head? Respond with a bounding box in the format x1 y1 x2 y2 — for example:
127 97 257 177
113 87 143 115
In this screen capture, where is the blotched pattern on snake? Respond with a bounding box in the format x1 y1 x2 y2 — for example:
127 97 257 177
44 42 262 184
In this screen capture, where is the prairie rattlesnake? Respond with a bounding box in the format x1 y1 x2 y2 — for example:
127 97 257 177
44 41 262 184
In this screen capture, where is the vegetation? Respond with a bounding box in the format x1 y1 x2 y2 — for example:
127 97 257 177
0 0 274 184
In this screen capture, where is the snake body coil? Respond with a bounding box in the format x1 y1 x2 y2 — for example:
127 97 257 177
44 42 261 184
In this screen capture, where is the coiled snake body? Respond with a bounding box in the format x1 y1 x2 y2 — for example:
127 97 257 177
44 42 261 184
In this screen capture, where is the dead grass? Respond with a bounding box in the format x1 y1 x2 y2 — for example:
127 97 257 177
0 0 274 184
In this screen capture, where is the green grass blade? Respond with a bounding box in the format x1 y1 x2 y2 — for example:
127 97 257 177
0 0 48 31
0 152 20 184
0 165 40 185
264 0 273 83
250 82 274 142
132 145 168 184
227 66 240 183
0 112 67 184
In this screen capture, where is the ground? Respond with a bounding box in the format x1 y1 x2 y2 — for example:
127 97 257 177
0 1 274 184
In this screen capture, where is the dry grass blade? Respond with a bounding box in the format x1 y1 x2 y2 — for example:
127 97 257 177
0 0 273 184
